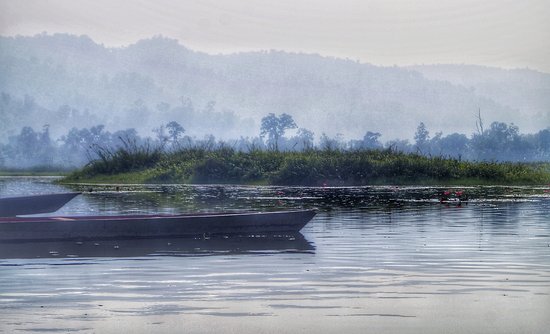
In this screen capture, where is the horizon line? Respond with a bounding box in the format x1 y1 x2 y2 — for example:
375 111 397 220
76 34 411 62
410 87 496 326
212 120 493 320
2 32 548 75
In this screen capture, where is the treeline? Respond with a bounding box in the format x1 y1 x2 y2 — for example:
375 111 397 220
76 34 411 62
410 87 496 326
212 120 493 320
0 114 549 169
0 92 253 144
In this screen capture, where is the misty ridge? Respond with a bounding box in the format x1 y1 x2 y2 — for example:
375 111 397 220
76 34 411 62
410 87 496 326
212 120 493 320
0 33 549 168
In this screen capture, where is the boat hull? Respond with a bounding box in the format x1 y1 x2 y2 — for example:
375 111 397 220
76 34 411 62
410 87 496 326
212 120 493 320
0 192 81 217
0 210 316 241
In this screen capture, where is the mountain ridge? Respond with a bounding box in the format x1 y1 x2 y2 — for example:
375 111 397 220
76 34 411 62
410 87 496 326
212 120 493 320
1 33 548 141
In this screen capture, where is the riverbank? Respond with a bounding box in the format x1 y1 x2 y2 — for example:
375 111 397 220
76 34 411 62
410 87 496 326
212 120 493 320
59 147 550 186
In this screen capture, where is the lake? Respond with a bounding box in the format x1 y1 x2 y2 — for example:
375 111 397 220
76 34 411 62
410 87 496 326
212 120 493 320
1 176 549 334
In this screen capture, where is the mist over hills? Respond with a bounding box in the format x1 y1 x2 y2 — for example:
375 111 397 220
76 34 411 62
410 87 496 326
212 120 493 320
1 33 548 142
409 64 550 127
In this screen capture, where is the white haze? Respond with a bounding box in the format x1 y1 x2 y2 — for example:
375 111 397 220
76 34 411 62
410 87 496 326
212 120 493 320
0 0 549 143
0 34 549 143
1 0 549 72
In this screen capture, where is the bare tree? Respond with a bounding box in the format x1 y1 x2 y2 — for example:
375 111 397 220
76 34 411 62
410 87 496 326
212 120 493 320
475 108 485 136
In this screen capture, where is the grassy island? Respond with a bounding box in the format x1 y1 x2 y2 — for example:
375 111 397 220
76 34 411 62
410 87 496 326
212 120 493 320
60 146 550 186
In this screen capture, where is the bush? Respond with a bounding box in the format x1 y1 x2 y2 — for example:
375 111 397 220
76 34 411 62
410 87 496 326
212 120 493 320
63 145 550 185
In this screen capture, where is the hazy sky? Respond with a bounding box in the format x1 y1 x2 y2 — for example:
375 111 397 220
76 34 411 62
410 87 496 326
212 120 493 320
1 0 549 72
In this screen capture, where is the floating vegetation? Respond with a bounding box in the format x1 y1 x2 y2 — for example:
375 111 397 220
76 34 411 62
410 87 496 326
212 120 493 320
62 147 550 186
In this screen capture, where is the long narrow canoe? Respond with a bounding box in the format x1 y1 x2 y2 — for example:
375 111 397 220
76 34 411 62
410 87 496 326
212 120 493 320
0 192 81 217
0 209 316 241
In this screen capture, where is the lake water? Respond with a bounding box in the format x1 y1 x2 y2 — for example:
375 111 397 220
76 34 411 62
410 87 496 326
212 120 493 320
1 176 549 334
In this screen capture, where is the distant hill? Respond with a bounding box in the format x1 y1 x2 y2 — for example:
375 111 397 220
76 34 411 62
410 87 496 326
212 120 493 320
409 64 550 129
1 33 548 141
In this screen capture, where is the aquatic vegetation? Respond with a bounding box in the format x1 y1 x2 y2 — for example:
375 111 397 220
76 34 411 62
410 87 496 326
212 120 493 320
62 146 550 185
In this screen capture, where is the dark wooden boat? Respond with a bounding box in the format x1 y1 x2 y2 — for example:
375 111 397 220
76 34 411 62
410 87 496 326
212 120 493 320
0 209 316 241
0 192 81 217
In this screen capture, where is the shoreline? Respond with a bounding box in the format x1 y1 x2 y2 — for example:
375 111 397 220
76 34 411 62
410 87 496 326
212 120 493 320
57 176 550 187
5 150 549 186
60 148 550 186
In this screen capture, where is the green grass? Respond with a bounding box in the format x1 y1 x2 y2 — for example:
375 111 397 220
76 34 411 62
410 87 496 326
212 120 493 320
61 146 550 186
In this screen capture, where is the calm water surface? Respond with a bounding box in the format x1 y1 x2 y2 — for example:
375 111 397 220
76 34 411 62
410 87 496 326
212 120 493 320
1 177 549 334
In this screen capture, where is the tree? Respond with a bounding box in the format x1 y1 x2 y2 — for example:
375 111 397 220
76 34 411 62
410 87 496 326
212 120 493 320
153 125 169 146
437 133 468 159
320 133 345 151
414 122 430 154
5 125 56 167
362 131 382 149
58 125 114 165
475 108 485 136
536 129 550 151
533 129 550 160
386 139 412 153
260 113 297 151
166 121 185 145
470 122 525 161
295 128 315 150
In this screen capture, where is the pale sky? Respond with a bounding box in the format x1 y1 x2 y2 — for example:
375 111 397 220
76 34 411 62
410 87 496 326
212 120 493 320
1 0 549 72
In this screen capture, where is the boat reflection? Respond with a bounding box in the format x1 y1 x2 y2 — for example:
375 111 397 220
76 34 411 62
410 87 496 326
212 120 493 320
0 233 314 259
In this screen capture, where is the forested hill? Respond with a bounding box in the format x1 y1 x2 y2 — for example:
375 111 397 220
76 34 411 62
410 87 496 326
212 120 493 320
1 33 549 141
409 64 550 125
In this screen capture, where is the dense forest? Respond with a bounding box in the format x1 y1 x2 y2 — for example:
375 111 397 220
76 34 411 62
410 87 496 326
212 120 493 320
1 113 548 170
